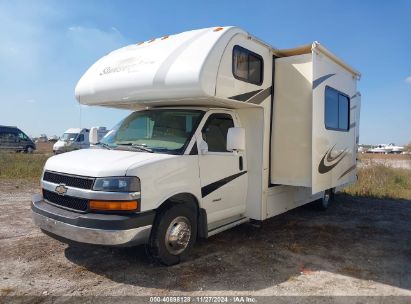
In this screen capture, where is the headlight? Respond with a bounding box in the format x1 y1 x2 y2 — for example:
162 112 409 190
93 177 140 192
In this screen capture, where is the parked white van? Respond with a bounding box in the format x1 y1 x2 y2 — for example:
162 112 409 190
53 127 108 154
53 128 90 154
32 26 361 265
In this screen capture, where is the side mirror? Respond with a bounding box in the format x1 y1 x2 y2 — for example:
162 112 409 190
198 139 208 155
227 127 245 152
89 127 99 145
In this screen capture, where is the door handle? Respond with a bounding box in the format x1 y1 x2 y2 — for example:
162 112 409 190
239 156 243 171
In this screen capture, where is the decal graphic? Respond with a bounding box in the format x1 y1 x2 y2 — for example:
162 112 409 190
318 145 347 174
201 171 247 198
312 73 335 89
338 164 356 180
228 86 272 104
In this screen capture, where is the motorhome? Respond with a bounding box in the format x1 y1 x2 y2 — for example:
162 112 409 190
32 26 361 265
53 127 108 154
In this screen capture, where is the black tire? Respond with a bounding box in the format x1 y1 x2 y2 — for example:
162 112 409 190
313 189 334 211
25 146 34 153
148 204 197 266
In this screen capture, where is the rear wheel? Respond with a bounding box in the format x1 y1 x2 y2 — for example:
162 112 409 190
25 146 34 153
313 189 334 210
148 204 197 265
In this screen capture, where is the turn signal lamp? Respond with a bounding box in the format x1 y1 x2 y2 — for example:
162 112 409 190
214 27 223 32
89 200 138 211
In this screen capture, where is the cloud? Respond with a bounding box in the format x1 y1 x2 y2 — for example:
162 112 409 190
0 2 130 137
405 76 411 84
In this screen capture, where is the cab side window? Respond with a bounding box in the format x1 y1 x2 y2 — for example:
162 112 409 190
202 114 234 152
77 134 85 142
18 132 28 140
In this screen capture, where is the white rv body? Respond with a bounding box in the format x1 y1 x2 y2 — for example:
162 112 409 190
32 26 361 264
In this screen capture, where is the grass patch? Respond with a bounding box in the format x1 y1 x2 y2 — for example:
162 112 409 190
0 152 50 181
343 164 411 200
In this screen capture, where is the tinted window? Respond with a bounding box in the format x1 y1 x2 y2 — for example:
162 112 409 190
77 134 84 142
18 132 28 140
0 132 17 143
325 88 339 129
202 114 234 152
233 46 263 85
325 87 350 131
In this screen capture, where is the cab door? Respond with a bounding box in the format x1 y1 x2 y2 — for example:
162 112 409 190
197 111 248 225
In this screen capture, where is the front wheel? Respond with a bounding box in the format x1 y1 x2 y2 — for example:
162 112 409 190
148 204 197 265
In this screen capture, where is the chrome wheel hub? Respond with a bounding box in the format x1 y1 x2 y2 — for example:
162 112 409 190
165 216 191 255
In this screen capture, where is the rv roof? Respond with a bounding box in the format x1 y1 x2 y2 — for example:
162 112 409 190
275 42 361 79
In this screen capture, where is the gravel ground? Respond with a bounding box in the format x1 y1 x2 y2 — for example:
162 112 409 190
0 181 410 299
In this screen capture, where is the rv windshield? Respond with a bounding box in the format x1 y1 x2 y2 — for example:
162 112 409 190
100 109 204 154
61 133 78 141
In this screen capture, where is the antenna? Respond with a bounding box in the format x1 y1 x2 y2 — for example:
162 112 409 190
79 103 82 128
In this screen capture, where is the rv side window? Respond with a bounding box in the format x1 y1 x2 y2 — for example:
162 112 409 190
233 45 263 85
325 86 350 131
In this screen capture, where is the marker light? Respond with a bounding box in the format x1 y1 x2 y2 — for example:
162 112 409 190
89 200 138 211
214 27 223 32
161 35 169 40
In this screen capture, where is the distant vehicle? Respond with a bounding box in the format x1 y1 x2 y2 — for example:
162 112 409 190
367 143 404 154
53 128 90 154
36 134 48 143
53 127 108 154
89 127 109 147
48 135 59 143
386 143 404 154
0 125 36 153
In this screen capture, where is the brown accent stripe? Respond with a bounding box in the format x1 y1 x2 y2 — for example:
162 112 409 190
229 90 262 102
338 164 356 180
247 86 272 104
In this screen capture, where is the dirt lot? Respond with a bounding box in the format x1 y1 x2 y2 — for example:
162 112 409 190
0 181 410 299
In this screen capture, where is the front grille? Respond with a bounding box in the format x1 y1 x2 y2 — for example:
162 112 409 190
43 189 88 212
43 171 94 190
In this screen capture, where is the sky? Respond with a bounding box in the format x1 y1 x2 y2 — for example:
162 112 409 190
0 0 410 145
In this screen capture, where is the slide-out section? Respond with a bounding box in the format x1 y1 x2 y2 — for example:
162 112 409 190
271 45 360 194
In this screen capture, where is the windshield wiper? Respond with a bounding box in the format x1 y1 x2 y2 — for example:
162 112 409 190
116 143 153 153
97 142 112 150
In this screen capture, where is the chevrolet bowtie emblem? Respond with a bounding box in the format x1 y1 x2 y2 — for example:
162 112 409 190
55 184 68 196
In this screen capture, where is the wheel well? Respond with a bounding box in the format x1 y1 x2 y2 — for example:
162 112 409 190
157 193 199 214
155 193 208 239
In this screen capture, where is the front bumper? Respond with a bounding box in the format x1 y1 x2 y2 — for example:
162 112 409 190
31 194 154 246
